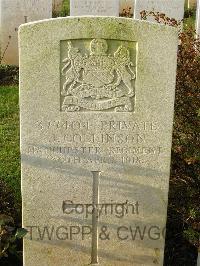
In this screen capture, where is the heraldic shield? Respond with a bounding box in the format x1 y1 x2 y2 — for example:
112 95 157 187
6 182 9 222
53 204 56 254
60 39 136 112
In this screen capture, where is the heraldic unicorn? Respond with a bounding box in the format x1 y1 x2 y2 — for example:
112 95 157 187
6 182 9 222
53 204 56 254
61 39 136 112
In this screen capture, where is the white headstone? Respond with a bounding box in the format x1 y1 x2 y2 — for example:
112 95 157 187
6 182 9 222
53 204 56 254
134 0 185 22
70 0 119 16
0 0 52 65
196 0 200 36
20 17 178 265
198 251 200 266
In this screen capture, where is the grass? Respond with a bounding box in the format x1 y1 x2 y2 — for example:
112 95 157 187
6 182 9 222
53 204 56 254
184 16 196 31
183 8 196 31
0 86 21 205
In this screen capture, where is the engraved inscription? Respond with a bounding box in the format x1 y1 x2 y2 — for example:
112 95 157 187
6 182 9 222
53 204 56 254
60 39 136 112
25 119 162 167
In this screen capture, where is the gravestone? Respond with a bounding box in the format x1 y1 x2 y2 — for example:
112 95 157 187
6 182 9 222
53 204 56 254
70 0 119 16
20 17 178 265
134 0 185 22
0 0 52 65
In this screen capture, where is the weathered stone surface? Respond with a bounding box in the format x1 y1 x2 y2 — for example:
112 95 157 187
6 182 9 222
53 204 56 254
0 0 52 65
20 17 178 265
134 0 185 22
70 0 119 16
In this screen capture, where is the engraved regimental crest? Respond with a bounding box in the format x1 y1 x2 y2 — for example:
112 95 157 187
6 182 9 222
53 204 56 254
61 39 136 112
